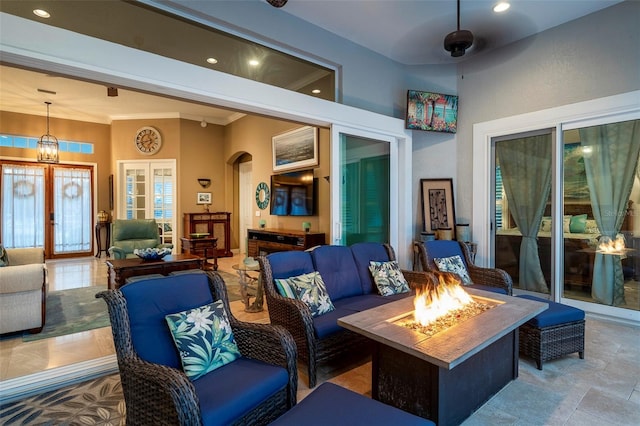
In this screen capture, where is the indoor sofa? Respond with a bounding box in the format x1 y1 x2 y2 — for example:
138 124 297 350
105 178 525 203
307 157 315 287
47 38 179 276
258 242 426 387
0 247 48 334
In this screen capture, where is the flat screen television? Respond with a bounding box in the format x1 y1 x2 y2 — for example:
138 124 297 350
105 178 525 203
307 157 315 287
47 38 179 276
270 169 315 216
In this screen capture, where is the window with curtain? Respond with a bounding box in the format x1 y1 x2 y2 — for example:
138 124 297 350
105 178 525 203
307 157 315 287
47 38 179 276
1 163 45 248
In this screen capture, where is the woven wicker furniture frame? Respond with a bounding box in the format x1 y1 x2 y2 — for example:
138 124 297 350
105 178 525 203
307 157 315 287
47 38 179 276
519 319 585 370
258 243 431 388
413 240 514 295
97 271 298 425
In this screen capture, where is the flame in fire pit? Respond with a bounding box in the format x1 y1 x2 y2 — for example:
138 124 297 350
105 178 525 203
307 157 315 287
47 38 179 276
414 272 473 327
597 234 627 255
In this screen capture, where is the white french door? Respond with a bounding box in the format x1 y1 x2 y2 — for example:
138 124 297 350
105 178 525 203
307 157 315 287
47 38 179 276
117 160 176 246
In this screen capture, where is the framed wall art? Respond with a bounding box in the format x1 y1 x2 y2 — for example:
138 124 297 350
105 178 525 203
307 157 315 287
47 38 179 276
420 178 456 237
272 126 318 172
406 90 458 133
197 192 212 205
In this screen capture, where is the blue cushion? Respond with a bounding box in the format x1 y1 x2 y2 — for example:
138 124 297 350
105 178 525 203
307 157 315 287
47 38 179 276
270 382 434 426
517 295 585 328
350 242 391 294
121 274 214 368
333 294 406 312
424 240 467 268
267 251 315 281
195 357 289 426
311 307 357 338
311 245 362 301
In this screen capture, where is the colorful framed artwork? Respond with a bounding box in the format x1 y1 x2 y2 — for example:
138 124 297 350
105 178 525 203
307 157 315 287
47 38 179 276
406 90 458 133
420 178 456 237
272 126 318 172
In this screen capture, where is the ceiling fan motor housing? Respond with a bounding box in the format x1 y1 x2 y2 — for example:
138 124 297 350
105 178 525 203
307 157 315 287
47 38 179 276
444 30 474 57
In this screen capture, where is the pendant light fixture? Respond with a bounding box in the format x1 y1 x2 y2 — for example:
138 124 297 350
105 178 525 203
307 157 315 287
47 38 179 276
37 101 59 163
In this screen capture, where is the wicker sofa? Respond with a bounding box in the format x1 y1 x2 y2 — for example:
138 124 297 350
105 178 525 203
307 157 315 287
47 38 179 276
0 247 48 334
258 242 426 388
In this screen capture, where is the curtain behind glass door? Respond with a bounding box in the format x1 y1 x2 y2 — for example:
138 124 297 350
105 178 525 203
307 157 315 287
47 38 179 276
1 163 45 248
52 167 92 254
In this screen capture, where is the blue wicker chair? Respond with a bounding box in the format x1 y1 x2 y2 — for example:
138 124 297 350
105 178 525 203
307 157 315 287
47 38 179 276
97 271 297 425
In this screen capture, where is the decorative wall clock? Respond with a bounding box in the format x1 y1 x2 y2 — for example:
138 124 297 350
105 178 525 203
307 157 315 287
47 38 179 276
134 126 162 155
255 182 270 210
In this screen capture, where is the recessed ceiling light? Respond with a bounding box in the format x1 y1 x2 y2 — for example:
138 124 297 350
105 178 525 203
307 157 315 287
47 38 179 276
33 9 51 18
493 2 510 13
248 59 260 66
206 57 218 64
311 89 321 94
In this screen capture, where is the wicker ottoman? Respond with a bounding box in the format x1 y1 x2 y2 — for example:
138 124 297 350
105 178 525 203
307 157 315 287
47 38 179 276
516 295 585 370
271 382 434 425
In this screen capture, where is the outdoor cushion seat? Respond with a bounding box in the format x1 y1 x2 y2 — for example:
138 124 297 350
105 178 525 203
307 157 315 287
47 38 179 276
260 242 426 387
97 271 297 425
516 294 585 370
270 382 435 426
414 240 513 295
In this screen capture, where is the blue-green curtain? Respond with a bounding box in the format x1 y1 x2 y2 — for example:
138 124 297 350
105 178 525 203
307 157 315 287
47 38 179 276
497 135 552 293
580 120 640 306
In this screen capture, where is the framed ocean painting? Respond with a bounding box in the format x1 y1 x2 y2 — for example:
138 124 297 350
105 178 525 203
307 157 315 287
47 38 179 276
406 90 458 133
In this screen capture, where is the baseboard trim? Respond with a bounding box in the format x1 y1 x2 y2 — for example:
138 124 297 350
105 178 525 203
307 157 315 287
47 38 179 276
0 355 118 405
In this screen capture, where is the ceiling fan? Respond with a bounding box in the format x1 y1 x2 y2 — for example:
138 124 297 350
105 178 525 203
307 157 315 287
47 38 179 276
267 0 288 7
444 0 474 57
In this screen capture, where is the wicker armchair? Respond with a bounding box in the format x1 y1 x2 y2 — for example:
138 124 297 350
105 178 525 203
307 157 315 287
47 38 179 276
258 243 427 388
413 240 513 295
97 271 297 425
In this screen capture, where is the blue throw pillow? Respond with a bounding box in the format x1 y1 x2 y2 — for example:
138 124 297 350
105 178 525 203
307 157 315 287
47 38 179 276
0 244 8 267
165 300 241 380
285 271 335 317
368 260 410 296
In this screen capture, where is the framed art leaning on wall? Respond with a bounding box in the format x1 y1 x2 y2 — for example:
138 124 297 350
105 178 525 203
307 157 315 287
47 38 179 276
420 178 456 238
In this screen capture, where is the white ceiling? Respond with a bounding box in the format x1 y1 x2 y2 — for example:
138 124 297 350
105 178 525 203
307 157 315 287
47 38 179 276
0 0 624 124
279 0 624 65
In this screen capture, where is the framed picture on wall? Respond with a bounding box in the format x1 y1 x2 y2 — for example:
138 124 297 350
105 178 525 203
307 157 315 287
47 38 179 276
197 192 212 204
420 178 456 237
272 126 318 172
406 90 458 133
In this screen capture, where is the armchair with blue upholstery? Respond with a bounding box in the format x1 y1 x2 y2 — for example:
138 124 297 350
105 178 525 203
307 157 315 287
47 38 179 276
97 271 298 425
414 239 513 295
108 219 173 259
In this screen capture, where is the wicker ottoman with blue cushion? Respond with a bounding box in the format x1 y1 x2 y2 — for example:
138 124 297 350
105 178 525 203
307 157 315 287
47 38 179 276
270 382 434 425
516 295 585 370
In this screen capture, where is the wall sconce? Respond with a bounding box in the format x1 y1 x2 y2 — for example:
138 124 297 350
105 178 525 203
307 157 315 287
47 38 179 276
198 178 211 188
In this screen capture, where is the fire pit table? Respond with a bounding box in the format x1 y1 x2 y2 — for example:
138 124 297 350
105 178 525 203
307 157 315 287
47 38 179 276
338 288 547 426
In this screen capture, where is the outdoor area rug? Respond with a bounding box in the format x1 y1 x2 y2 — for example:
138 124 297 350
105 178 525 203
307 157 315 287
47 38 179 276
21 271 243 342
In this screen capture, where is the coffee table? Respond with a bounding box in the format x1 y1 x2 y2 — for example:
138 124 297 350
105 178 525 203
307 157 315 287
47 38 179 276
338 288 547 426
106 254 204 290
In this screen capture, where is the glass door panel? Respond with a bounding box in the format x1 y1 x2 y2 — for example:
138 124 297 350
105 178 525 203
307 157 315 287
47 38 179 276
494 131 553 294
562 119 640 311
52 166 92 255
0 162 45 248
338 134 390 245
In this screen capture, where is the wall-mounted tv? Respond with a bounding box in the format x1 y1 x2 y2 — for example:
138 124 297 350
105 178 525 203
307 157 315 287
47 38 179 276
270 169 316 216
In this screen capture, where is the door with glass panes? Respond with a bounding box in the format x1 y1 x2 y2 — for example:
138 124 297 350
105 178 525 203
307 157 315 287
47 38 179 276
118 160 176 246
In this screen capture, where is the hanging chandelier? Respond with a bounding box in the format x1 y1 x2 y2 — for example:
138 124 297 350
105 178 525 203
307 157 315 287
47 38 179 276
37 101 59 163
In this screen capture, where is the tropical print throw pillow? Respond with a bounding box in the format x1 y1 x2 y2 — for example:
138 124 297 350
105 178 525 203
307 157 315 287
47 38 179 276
434 255 473 285
165 300 241 380
286 271 335 317
368 260 410 296
0 245 8 267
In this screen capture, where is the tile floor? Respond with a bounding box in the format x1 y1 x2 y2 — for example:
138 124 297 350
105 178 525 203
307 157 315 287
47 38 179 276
1 254 639 425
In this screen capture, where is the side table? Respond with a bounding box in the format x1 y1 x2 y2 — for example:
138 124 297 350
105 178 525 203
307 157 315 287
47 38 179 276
95 221 111 258
180 237 218 270
232 262 263 312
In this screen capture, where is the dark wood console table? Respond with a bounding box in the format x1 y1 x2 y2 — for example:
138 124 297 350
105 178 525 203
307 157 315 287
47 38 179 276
183 212 232 257
247 228 325 257
106 254 203 290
